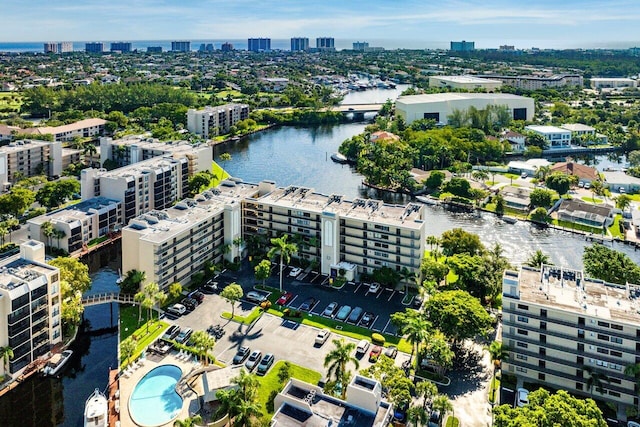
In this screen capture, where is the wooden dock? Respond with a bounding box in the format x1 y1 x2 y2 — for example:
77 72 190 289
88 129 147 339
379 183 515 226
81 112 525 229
108 368 120 427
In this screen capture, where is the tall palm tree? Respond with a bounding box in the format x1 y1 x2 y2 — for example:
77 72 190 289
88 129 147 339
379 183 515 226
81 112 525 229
525 250 552 268
173 415 203 427
54 229 66 248
391 309 431 363
190 331 216 364
432 394 453 426
406 405 429 426
41 221 55 247
232 399 262 427
0 346 14 376
83 143 97 167
267 235 298 292
232 369 260 402
534 165 551 182
582 365 610 397
426 236 439 252
487 341 509 370
134 291 145 324
324 339 359 398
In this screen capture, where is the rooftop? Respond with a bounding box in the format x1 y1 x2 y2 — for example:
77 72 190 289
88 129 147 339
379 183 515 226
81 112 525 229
28 197 120 226
511 265 640 325
550 162 599 181
560 123 596 132
255 185 424 229
525 125 571 134
432 75 503 84
0 139 54 153
396 92 531 105
603 171 640 185
91 155 187 180
0 257 55 298
103 135 207 155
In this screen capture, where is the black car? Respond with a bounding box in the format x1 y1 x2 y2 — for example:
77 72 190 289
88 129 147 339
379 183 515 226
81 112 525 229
232 346 251 365
299 297 316 311
181 298 198 311
201 281 219 294
189 291 205 304
162 325 180 340
361 312 375 327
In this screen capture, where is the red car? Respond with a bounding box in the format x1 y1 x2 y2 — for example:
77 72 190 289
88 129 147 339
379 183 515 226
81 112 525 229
276 292 293 305
369 345 382 362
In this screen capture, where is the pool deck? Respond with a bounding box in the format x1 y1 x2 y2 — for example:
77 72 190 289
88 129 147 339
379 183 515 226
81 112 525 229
118 351 204 427
107 369 120 427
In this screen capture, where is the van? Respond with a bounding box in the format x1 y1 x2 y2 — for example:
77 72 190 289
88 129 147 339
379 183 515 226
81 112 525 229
356 339 370 355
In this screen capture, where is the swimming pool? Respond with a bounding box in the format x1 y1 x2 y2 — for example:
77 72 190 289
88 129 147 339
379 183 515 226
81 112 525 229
129 364 183 426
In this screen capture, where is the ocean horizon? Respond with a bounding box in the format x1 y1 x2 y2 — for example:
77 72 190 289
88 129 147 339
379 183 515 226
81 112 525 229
1 39 639 53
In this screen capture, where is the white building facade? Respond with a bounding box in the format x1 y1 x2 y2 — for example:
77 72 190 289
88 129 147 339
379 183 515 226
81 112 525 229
525 125 572 149
186 104 250 138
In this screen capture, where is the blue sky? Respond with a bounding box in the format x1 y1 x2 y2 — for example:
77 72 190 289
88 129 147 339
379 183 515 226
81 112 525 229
3 0 640 48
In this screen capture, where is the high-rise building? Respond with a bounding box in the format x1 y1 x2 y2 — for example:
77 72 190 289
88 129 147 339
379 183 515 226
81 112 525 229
353 41 369 51
221 42 234 52
499 45 515 51
247 38 271 52
0 241 62 377
85 42 105 53
110 42 132 53
171 41 191 52
502 264 640 416
186 104 250 138
290 37 309 51
43 42 73 54
450 40 475 51
316 37 335 51
147 46 163 53
199 43 214 52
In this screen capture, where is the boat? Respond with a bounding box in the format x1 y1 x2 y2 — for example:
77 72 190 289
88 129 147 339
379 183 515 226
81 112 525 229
415 195 439 206
502 215 519 224
330 152 349 164
84 388 108 427
43 350 73 377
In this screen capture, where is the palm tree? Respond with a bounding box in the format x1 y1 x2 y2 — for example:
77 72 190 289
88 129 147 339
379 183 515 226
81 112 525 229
267 235 298 293
472 169 489 186
582 365 610 397
525 249 552 268
616 194 632 212
83 143 97 167
399 267 414 293
190 330 216 364
41 221 55 247
487 341 509 370
173 415 203 427
391 309 430 363
534 165 551 182
232 369 260 403
0 225 7 246
4 218 19 242
54 229 66 248
406 405 429 426
134 291 145 324
324 339 359 398
232 399 262 427
415 380 438 411
0 346 14 376
431 394 453 426
426 235 439 252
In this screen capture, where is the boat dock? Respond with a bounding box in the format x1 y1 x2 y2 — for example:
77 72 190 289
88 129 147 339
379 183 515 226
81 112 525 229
108 368 121 427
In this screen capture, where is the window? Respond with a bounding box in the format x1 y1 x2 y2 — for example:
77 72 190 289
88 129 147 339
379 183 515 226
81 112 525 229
517 316 529 323
611 336 623 345
538 373 545 381
597 334 609 341
598 321 610 328
540 309 547 318
540 321 547 331
610 377 622 385
610 350 622 358
516 354 528 360
576 383 583 391
517 329 528 336
609 390 621 397
611 324 623 331
517 304 529 310
516 367 527 373
597 348 609 355
517 342 528 348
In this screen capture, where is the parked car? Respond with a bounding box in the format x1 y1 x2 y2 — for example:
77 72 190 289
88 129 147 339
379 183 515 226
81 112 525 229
201 281 219 294
360 312 375 327
289 267 303 277
176 327 193 344
348 307 364 324
246 291 267 303
276 292 293 305
427 410 441 427
181 298 198 311
315 329 331 346
322 302 338 317
299 297 316 311
232 346 251 365
412 295 424 309
584 182 591 189
189 291 205 304
245 350 263 371
256 353 275 375
167 303 187 316
368 282 381 293
335 305 352 321
356 339 370 355
515 388 529 407
384 346 398 359
520 172 528 179
162 325 180 340
578 181 585 188
369 345 382 362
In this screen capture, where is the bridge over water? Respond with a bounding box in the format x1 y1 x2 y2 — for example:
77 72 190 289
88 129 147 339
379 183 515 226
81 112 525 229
331 103 385 114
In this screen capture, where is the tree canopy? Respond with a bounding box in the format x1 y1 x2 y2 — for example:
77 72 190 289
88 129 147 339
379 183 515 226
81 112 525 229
583 244 640 285
423 290 492 343
439 228 485 256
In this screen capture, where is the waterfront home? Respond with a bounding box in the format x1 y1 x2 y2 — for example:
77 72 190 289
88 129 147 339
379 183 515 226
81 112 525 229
500 130 526 153
524 125 572 149
556 198 613 228
369 131 400 143
549 161 599 184
507 158 551 177
603 171 640 193
500 186 532 211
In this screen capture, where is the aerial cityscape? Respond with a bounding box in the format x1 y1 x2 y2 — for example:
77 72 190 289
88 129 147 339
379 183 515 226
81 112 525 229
2 2 640 427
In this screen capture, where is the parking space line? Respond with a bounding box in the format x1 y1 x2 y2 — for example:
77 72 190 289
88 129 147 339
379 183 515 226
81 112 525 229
354 283 363 293
381 318 391 334
287 295 299 307
375 291 383 299
387 291 396 302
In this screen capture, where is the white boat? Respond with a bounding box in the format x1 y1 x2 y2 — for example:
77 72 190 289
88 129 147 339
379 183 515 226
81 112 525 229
330 152 349 164
84 388 108 427
43 350 73 377
502 215 519 224
415 195 439 205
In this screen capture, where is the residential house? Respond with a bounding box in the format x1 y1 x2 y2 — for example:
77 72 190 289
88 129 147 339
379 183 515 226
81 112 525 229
550 162 599 184
500 186 532 211
556 199 613 228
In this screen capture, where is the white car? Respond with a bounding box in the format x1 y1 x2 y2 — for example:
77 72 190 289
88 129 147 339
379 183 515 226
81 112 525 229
515 388 529 407
315 329 331 345
289 267 303 277
368 283 381 293
246 291 267 303
167 303 186 316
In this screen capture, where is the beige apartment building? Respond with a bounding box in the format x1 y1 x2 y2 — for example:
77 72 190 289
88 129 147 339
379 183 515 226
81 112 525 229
502 265 640 417
186 104 250 138
0 241 62 377
0 139 63 186
122 182 256 289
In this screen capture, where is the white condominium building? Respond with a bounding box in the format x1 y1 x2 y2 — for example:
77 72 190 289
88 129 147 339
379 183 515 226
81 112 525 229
98 136 212 173
122 181 258 289
0 139 63 185
525 125 572 149
503 265 640 417
28 197 122 255
0 241 62 377
186 104 250 138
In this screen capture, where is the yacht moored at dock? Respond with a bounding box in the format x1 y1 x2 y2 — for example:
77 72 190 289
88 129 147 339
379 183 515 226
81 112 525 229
42 350 73 377
84 388 108 427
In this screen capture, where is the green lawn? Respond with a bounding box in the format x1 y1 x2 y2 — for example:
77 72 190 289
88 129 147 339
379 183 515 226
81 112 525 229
552 219 603 234
580 196 603 204
0 92 22 111
214 90 243 100
120 319 169 367
256 361 322 417
608 214 625 238
221 307 263 324
211 161 230 187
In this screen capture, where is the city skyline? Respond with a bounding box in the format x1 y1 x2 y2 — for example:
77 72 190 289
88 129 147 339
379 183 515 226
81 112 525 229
2 0 640 49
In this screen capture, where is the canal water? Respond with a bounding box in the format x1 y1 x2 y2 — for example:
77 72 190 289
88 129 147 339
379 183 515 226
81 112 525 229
0 245 121 427
220 125 640 269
